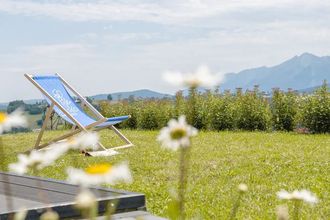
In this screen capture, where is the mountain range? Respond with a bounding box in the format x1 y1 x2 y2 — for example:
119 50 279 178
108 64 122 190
0 89 174 108
0 52 329 108
222 53 330 91
90 89 173 101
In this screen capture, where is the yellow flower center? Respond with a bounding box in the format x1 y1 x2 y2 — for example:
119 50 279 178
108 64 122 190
170 127 187 140
85 163 112 175
0 112 8 123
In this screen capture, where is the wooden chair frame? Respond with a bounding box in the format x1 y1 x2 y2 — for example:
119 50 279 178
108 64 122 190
25 73 133 156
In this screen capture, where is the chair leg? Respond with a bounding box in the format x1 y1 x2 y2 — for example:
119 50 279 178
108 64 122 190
108 125 134 150
33 129 81 151
34 103 54 149
97 142 108 151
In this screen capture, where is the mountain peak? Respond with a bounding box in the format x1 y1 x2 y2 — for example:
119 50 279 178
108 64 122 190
299 52 319 59
298 52 320 63
287 52 322 67
222 52 330 91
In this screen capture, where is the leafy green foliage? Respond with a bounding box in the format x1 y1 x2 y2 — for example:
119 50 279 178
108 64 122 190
7 100 45 116
210 93 236 130
271 89 298 131
301 81 330 133
99 86 329 133
236 89 271 131
7 100 26 113
138 102 161 130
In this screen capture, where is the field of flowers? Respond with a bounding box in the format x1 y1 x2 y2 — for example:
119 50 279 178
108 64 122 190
1 129 329 219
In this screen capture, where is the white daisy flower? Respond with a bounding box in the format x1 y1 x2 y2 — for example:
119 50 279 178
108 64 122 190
163 65 223 88
66 162 132 187
67 132 99 151
238 184 248 193
9 143 67 174
9 132 99 174
277 189 318 204
74 189 97 211
9 150 45 174
0 109 27 134
157 115 197 151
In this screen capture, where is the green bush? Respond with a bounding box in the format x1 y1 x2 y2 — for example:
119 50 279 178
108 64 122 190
137 101 174 130
174 91 185 117
185 87 198 128
301 82 330 133
210 93 236 130
236 89 271 131
98 83 328 133
124 104 139 129
194 92 212 130
185 89 211 130
99 101 130 128
271 89 298 131
157 101 175 128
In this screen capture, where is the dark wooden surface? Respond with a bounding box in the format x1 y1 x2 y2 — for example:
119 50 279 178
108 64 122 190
0 172 146 219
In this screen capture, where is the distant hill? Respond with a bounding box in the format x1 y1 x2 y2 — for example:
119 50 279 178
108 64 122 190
0 99 43 111
298 83 330 93
0 89 173 108
222 53 330 91
91 89 173 101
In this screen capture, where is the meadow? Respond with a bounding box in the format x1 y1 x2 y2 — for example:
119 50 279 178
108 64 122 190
1 129 329 219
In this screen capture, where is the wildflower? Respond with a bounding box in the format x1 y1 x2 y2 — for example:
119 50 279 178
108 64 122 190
9 144 67 174
163 65 222 88
66 162 132 187
9 132 99 174
277 189 318 204
229 183 249 220
9 150 45 174
0 109 27 134
238 184 248 193
67 132 99 151
40 210 59 220
157 115 197 151
75 189 97 210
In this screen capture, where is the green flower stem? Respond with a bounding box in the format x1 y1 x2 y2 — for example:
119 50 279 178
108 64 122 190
228 193 243 220
293 200 302 220
105 200 118 220
90 203 97 220
178 146 190 220
81 204 97 220
187 86 197 126
0 137 14 220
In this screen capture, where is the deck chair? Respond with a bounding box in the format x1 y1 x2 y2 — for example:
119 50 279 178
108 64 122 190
25 73 133 156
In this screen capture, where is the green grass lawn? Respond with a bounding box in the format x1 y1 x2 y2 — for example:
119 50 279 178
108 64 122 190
1 130 329 219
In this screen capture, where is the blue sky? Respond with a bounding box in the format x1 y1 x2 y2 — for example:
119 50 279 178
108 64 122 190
0 0 330 102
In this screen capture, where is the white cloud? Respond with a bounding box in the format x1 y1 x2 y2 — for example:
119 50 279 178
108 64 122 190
0 0 330 102
0 0 329 24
